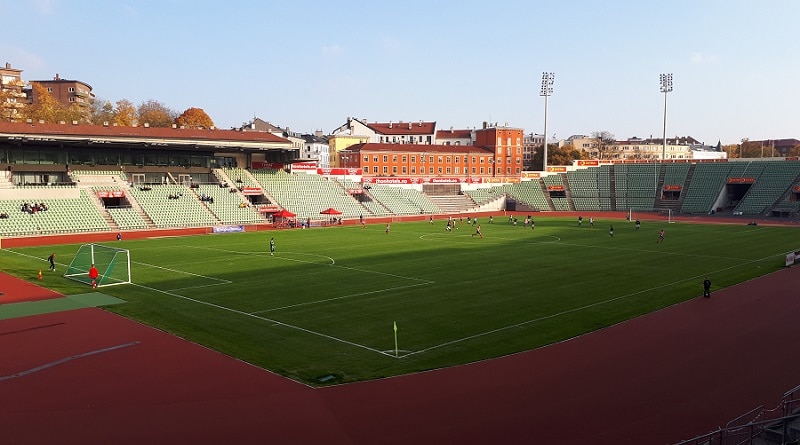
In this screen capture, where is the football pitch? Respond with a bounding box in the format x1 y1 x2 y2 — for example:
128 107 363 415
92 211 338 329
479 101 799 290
3 217 797 385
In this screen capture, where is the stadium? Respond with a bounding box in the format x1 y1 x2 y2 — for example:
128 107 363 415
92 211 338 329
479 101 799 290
2 121 800 444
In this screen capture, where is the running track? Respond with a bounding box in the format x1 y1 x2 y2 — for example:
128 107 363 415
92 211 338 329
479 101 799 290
2 264 799 444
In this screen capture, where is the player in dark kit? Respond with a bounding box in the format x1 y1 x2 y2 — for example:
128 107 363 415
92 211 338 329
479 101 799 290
269 237 275 256
703 277 711 298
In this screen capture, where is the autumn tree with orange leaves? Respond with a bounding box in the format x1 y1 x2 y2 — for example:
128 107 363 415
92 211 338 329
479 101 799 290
113 99 137 126
26 82 86 124
137 99 177 127
175 107 215 129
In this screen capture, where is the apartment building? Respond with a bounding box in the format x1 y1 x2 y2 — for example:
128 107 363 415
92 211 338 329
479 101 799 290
344 143 494 180
28 73 94 110
0 63 27 121
473 123 524 179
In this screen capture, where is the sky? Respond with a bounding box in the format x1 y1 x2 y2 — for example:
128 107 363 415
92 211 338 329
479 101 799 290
2 0 799 146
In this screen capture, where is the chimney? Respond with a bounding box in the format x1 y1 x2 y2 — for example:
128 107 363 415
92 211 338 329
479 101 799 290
5 62 10 69
408 122 412 130
54 73 60 81
389 121 392 129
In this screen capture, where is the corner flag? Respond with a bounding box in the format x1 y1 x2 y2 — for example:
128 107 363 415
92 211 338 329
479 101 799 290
393 321 398 357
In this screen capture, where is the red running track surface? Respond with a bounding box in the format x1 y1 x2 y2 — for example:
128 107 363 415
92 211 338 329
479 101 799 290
1 266 799 444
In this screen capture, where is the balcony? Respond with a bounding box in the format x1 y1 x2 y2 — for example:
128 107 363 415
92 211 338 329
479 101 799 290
1 79 26 87
73 89 90 98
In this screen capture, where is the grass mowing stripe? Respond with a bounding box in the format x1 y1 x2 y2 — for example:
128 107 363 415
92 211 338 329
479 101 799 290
128 281 397 358
3 218 797 385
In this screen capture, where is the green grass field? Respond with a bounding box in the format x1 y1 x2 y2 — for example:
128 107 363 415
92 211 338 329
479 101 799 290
2 217 797 385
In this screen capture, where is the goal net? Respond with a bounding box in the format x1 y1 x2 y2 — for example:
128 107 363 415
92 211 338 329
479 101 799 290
628 208 675 224
64 244 131 287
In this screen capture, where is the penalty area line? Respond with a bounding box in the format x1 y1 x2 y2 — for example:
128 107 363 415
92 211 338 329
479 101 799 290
402 253 780 359
129 281 396 358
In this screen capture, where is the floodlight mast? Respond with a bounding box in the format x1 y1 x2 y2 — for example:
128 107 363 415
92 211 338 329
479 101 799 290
540 72 554 172
659 73 673 161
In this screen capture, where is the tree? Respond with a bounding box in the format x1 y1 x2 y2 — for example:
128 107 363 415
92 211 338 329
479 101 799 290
0 88 26 122
137 99 176 127
531 143 586 170
738 138 764 158
591 131 616 160
90 98 115 125
722 143 740 159
175 107 215 129
26 82 65 123
786 143 800 157
114 99 137 126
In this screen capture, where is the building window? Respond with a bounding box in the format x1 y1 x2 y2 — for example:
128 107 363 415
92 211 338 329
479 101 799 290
445 156 451 163
393 155 398 162
455 167 460 174
437 156 443 163
373 166 378 174
383 166 388 174
455 156 460 163
68 87 75 92
437 167 443 174
402 155 407 163
392 166 397 174
429 167 434 174
47 87 53 92
411 166 416 174
446 167 451 174
411 156 416 163
363 155 368 162
383 155 388 162
429 156 434 163
373 156 378 162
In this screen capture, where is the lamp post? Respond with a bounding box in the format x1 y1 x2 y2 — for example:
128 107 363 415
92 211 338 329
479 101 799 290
540 72 555 172
340 151 350 183
659 73 673 161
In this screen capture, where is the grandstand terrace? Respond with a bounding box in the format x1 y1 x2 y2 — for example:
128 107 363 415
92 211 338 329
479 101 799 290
3 120 800 237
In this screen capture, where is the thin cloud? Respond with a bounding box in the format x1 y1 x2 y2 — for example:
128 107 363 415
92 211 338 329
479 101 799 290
322 44 343 57
690 52 718 65
31 0 56 14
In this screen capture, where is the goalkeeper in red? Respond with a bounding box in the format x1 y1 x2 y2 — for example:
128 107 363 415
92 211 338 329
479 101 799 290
89 264 99 288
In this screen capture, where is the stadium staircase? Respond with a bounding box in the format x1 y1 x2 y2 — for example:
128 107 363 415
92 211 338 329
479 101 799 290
0 170 13 189
428 194 477 214
86 190 120 231
124 185 156 228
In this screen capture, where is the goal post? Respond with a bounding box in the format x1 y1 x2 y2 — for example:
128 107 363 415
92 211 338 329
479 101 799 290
64 244 131 287
628 208 675 224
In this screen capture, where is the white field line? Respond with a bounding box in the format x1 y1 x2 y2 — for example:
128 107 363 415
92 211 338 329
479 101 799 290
128 280 397 358
0 341 139 382
399 252 784 359
250 281 432 314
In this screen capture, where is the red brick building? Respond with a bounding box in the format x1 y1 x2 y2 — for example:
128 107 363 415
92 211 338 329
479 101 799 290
29 74 94 111
473 124 525 178
343 143 494 181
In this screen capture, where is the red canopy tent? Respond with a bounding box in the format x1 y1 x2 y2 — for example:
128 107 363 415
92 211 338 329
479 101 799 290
320 208 342 215
273 209 296 218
